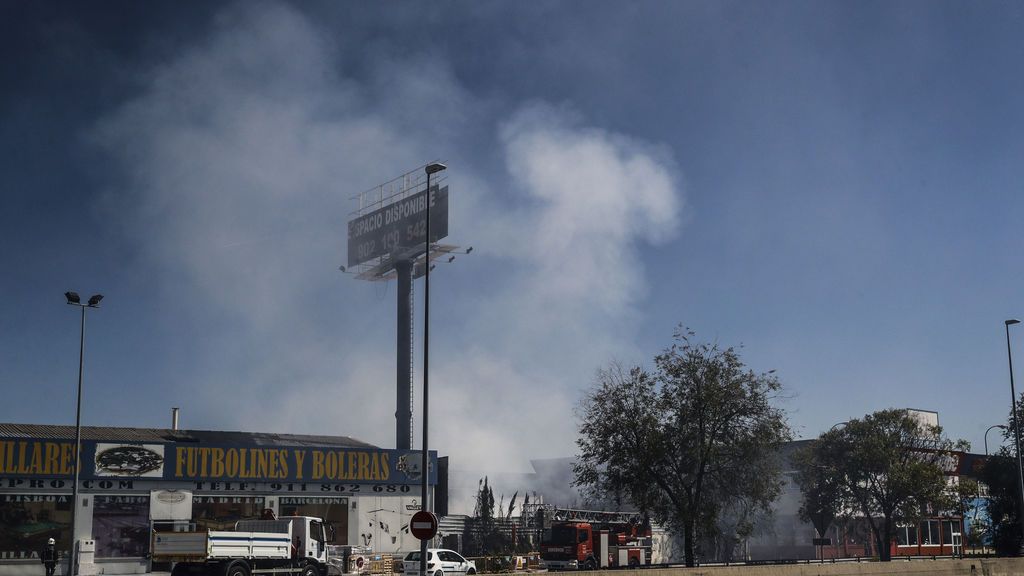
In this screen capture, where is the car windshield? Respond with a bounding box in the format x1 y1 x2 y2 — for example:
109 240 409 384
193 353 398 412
404 552 432 562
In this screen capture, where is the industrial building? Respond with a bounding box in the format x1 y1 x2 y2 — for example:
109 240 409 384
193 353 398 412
0 424 443 576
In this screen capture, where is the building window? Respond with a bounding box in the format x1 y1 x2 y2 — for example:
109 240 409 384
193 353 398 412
941 520 957 545
280 498 348 545
94 496 150 558
193 496 265 531
896 525 918 547
0 494 72 558
921 520 940 546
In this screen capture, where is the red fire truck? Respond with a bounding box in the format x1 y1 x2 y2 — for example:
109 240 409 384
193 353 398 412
538 509 652 570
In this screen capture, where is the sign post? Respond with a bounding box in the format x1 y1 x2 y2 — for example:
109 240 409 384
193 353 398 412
411 509 438 540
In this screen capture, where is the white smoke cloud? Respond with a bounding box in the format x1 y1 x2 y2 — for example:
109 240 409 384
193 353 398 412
499 103 680 315
91 2 684 508
426 105 683 492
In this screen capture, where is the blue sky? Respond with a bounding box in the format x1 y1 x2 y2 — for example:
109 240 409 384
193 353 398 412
2 1 1023 478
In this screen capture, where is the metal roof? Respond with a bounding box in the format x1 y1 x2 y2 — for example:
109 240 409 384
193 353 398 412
0 423 378 449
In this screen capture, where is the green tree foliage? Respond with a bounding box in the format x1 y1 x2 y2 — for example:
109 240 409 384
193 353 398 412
573 328 791 567
981 398 1024 556
792 444 844 540
794 409 956 561
949 475 983 550
981 451 1022 555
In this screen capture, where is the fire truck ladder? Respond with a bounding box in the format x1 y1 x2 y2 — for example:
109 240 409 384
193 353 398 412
533 505 644 525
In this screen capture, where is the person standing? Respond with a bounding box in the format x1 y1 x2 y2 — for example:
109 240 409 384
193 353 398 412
41 538 58 576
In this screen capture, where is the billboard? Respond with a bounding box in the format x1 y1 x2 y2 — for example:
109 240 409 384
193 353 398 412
347 185 449 268
0 438 438 487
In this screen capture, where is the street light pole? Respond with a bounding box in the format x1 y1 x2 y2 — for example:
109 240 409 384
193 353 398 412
1004 318 1024 554
986 424 1008 457
64 292 102 576
420 163 445 576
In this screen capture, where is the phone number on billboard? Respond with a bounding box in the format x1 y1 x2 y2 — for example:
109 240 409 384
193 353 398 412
268 483 414 493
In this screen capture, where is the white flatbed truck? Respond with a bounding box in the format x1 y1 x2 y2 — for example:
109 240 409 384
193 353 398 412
153 516 336 576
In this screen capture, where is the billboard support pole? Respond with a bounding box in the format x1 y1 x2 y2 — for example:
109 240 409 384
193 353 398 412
396 260 413 450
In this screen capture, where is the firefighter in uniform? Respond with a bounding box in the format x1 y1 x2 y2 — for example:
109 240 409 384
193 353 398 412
41 538 58 576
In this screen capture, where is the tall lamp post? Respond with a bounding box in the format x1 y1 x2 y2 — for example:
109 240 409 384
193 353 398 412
985 424 1008 457
65 291 103 576
1004 318 1024 553
420 162 446 576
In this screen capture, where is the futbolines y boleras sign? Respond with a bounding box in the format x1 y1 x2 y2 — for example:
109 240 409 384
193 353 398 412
0 439 437 486
347 185 449 268
171 446 436 484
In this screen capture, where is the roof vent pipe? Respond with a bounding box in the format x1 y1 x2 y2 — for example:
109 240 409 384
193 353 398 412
172 407 180 431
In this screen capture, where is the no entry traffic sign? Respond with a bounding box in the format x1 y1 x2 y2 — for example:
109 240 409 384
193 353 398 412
410 510 438 540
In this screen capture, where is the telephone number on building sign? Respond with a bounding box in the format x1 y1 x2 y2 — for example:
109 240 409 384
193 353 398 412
192 482 416 493
271 483 413 493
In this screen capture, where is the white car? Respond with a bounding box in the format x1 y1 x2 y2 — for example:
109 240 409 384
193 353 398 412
403 549 476 576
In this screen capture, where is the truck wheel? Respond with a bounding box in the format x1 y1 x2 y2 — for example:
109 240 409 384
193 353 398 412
628 557 640 569
302 564 319 576
583 558 596 571
171 564 187 576
224 562 249 576
467 570 476 575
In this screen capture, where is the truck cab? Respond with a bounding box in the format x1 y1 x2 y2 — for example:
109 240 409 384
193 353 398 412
540 521 651 571
275 516 331 564
540 522 596 570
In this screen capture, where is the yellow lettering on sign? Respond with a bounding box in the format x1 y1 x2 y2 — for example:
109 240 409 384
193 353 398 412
17 441 29 474
358 452 370 481
330 452 343 479
237 449 249 478
176 448 187 477
210 448 225 477
226 449 240 477
198 448 211 477
347 452 358 481
312 451 325 480
293 451 305 480
370 450 382 477
60 443 74 475
257 449 270 478
278 449 289 478
45 443 60 475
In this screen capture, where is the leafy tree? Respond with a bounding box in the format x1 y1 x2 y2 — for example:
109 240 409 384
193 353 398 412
948 475 982 550
574 328 791 567
793 443 845 541
982 451 1022 555
794 409 956 561
981 397 1024 556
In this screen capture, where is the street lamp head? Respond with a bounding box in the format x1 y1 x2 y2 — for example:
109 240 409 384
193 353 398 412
1008 319 1022 326
65 292 81 305
87 294 104 307
425 162 447 175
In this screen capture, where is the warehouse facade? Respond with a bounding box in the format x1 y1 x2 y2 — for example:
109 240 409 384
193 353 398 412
0 424 441 576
